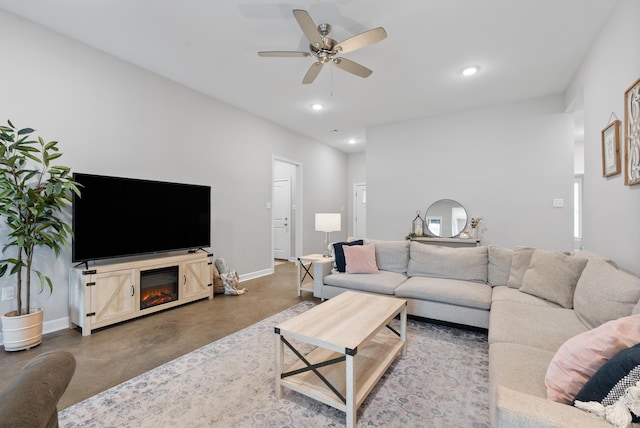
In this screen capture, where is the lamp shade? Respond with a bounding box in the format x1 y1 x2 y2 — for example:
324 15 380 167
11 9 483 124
315 213 341 232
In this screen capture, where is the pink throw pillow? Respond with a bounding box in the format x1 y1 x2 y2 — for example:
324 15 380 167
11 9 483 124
343 244 379 274
545 314 640 404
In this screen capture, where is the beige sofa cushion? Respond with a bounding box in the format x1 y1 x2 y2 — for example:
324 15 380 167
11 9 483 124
488 300 588 351
573 258 640 329
519 250 587 308
323 271 406 295
369 240 410 273
573 249 619 268
407 242 488 283
506 247 535 288
488 245 512 286
395 276 492 310
491 285 561 307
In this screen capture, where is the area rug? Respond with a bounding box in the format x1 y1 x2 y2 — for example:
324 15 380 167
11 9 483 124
59 301 490 427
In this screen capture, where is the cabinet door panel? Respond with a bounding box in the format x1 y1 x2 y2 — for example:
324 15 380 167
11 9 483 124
183 259 211 298
91 270 136 327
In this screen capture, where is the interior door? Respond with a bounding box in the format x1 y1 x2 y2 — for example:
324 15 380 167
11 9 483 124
273 178 291 260
354 183 367 239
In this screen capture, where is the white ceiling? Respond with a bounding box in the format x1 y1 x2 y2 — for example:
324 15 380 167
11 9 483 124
0 0 617 153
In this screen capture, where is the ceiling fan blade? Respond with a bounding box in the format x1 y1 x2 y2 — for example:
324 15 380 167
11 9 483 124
258 51 310 58
302 62 324 84
334 27 387 54
292 9 322 47
333 57 372 78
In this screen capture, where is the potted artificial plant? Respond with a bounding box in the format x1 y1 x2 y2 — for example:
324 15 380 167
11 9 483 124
0 120 80 351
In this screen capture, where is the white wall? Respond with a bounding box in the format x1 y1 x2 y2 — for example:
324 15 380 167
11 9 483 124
565 0 640 276
366 95 575 250
0 10 347 326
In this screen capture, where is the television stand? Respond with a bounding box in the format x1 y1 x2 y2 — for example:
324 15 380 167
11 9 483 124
69 251 213 336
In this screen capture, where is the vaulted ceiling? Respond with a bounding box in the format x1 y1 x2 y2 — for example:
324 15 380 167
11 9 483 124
0 0 618 152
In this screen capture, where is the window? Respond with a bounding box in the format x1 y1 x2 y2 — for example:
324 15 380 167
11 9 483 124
574 175 583 244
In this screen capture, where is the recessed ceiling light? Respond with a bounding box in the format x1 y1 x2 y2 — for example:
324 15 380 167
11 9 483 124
462 66 478 76
311 103 323 111
348 138 356 144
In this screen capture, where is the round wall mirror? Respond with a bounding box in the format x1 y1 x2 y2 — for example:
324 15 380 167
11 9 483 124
425 199 468 238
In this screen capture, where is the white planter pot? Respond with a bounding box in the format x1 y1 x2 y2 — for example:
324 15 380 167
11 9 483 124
2 308 44 351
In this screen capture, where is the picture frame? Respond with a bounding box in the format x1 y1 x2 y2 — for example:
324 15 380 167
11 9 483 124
624 77 640 186
601 120 621 177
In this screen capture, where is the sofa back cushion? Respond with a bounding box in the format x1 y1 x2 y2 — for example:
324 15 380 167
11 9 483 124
506 247 535 288
519 250 588 309
573 258 640 329
488 245 513 286
369 240 410 273
407 242 488 283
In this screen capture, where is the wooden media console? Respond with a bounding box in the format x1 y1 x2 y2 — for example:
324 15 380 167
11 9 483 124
69 251 213 336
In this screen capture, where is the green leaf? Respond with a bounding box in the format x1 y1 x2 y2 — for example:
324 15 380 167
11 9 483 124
17 128 35 136
46 152 62 162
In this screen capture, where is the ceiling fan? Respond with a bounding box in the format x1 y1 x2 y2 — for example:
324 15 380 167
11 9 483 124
258 9 387 84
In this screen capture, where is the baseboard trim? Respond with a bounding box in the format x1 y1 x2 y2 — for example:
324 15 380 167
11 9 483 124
239 267 273 282
45 316 70 335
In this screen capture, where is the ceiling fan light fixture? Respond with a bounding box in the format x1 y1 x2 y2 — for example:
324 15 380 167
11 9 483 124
462 66 479 76
259 9 387 85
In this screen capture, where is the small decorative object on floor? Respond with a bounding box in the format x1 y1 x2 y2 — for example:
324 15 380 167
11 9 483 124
214 258 247 295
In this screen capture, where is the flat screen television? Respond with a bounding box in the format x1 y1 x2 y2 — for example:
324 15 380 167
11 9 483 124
72 173 211 262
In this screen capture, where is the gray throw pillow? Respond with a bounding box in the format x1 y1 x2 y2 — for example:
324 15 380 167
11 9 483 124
519 250 588 308
488 245 513 286
506 247 535 289
573 258 640 329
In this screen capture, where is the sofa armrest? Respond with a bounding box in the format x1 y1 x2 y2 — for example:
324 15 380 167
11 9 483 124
495 386 614 428
0 350 76 428
313 258 334 299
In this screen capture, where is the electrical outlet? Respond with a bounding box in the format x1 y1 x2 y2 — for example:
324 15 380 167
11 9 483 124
2 287 15 301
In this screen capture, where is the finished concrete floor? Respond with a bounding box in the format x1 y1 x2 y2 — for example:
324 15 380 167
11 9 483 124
0 261 317 410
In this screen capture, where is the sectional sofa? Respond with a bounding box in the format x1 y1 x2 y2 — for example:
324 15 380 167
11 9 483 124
311 240 640 427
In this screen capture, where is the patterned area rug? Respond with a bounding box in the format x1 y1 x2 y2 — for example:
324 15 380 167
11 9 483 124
59 301 489 427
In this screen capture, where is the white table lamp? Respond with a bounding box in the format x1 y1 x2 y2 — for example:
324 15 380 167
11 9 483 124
315 213 341 257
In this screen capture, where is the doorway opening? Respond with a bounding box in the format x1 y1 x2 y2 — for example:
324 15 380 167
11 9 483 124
353 183 366 239
272 157 303 264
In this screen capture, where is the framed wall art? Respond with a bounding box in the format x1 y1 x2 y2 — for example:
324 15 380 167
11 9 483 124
601 119 621 177
624 77 640 186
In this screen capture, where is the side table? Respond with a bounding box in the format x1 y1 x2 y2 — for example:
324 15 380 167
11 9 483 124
297 254 332 297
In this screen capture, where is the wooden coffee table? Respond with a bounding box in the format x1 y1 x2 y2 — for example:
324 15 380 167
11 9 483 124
274 291 407 427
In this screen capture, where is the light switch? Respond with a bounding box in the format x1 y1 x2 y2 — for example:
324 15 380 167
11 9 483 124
552 199 564 208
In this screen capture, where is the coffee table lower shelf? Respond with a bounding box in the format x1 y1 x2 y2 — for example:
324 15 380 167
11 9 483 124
277 332 404 415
